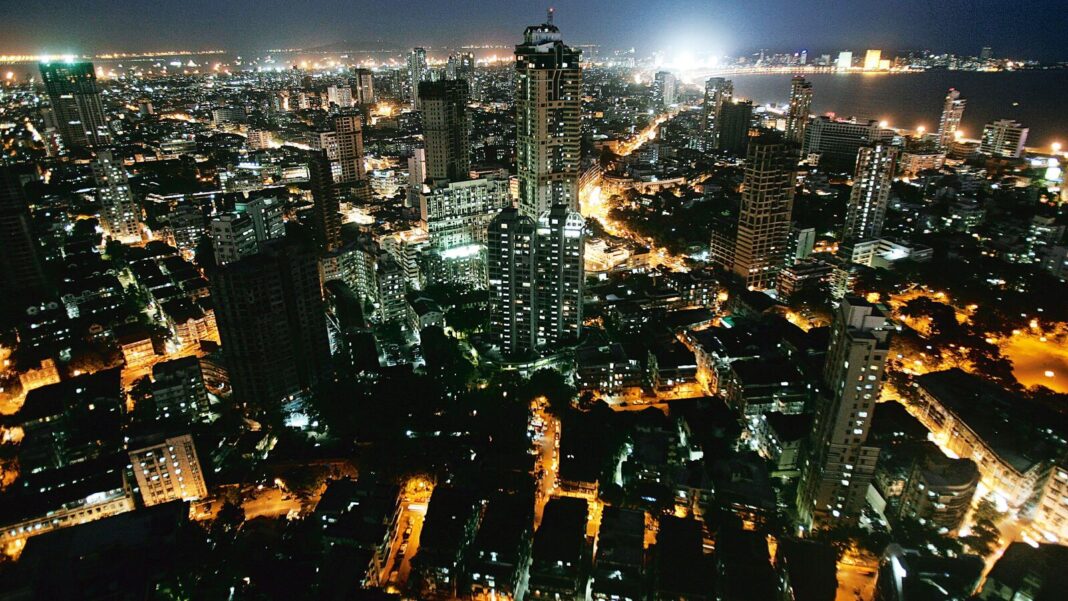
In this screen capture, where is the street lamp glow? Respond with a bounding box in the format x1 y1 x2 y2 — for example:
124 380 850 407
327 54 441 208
1052 142 1062 153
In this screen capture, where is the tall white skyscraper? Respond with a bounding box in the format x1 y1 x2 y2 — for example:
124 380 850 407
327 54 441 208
653 71 677 107
798 298 892 528
408 47 428 109
514 12 582 218
843 143 898 243
92 150 141 243
936 88 966 150
785 76 813 145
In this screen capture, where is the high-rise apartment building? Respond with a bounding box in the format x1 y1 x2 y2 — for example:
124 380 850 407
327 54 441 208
534 205 585 349
843 143 898 244
731 138 796 290
327 85 353 109
408 147 427 207
39 61 110 149
703 77 733 149
456 52 476 97
128 433 208 507
798 298 892 528
419 79 471 182
91 150 141 243
308 149 343 252
0 167 47 298
210 197 285 266
717 101 753 155
515 14 582 218
352 68 375 104
332 113 368 192
980 119 1029 158
210 213 259 266
488 208 537 356
237 196 286 242
936 89 966 150
211 238 332 411
785 76 813 145
653 71 677 107
420 177 511 289
151 356 211 422
803 116 894 167
246 128 272 150
408 47 429 108
487 203 584 357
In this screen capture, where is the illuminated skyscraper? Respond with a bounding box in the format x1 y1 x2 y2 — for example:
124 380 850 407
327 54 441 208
419 79 471 182
798 297 891 528
703 77 733 149
843 143 898 243
785 76 813 146
936 89 966 150
39 61 110 149
488 208 537 356
653 71 677 107
91 150 141 243
408 47 429 108
488 203 584 357
731 138 796 290
514 10 582 218
534 205 585 349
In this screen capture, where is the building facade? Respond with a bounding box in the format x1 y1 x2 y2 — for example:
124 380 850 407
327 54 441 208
39 61 110 149
514 16 582 217
798 298 892 527
732 139 796 290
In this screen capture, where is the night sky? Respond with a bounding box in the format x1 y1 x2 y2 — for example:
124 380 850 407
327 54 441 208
2 0 1066 60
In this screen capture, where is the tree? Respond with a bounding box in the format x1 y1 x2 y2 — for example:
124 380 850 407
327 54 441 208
524 368 576 416
959 498 1004 556
211 500 245 538
420 326 475 390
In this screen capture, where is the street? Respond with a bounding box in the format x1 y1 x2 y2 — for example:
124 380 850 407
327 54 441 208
837 561 878 601
381 478 432 592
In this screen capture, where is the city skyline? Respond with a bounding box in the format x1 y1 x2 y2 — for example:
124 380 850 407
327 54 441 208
1 6 1067 600
2 1 1068 60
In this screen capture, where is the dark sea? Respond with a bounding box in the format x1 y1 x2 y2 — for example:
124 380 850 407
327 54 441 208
729 70 1068 149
